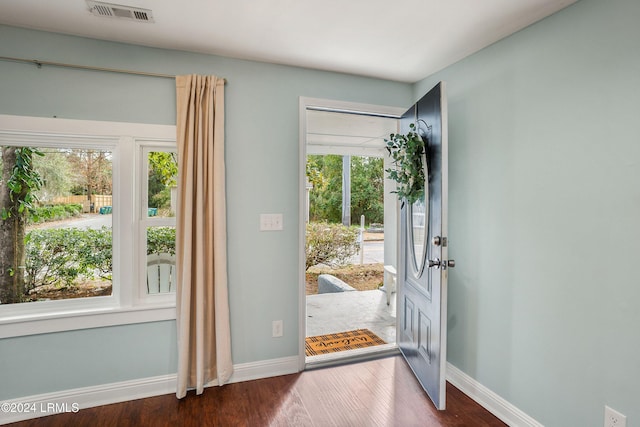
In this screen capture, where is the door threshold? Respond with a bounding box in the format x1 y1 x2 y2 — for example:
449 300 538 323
305 343 399 370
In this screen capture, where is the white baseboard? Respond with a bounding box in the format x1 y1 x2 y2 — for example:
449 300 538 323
446 363 543 427
0 374 177 425
228 355 299 384
1 357 537 426
0 356 299 425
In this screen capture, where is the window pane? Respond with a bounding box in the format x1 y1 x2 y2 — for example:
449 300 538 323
0 147 113 305
147 151 177 218
145 226 176 294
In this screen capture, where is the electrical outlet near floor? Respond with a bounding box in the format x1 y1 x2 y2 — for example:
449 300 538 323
604 406 626 427
272 320 283 338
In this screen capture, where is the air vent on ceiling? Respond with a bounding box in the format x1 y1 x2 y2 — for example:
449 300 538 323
86 0 154 23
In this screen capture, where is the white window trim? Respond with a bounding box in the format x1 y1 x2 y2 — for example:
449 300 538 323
0 114 177 339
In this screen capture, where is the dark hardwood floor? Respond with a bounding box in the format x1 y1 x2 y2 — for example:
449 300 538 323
8 355 506 426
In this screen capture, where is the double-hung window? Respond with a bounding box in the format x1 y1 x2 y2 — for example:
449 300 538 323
0 115 177 338
136 143 177 305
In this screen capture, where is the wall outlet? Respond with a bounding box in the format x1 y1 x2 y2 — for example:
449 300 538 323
604 406 626 427
272 320 283 337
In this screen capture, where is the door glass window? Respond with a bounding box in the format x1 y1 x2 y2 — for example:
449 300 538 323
410 198 427 274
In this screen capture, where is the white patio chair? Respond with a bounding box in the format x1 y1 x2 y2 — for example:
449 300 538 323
383 265 397 305
147 253 176 294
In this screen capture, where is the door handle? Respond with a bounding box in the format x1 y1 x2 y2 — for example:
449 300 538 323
428 259 456 269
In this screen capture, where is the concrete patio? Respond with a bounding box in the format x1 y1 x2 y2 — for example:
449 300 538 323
306 288 397 345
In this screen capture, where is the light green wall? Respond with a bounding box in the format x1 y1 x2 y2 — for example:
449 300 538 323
3 0 639 424
0 322 177 400
415 0 640 425
0 25 412 399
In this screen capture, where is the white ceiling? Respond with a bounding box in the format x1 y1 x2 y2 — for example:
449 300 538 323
0 0 577 83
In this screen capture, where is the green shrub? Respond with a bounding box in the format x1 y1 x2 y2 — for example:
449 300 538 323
305 222 360 270
34 206 52 222
28 203 83 224
150 187 171 210
79 227 113 280
24 227 112 289
22 224 175 291
147 227 176 255
63 203 83 216
51 205 67 219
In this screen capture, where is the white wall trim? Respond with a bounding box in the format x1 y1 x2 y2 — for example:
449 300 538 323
228 356 299 384
446 363 543 427
1 357 539 426
0 374 177 425
0 356 299 425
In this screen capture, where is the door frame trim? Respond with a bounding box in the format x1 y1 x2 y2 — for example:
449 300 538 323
298 97 406 370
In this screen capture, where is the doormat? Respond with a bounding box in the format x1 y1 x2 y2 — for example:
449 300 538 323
305 329 386 356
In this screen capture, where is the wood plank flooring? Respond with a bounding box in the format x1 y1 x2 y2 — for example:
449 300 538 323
7 355 507 427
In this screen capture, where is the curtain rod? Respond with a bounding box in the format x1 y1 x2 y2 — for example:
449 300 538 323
0 55 226 83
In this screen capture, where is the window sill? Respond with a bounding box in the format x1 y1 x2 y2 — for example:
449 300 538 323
0 303 176 339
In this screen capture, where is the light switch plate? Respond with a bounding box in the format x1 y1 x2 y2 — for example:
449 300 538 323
260 213 283 231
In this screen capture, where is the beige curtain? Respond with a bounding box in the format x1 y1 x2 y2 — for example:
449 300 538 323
175 75 232 399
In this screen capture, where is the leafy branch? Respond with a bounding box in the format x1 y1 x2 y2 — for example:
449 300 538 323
385 123 426 206
1 147 44 220
148 152 178 187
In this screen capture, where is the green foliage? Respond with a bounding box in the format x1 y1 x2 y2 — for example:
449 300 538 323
21 225 176 292
148 152 177 213
305 157 326 190
27 203 83 224
305 222 360 270
385 123 426 205
80 228 113 280
150 187 171 210
63 203 83 215
307 155 385 225
146 227 176 256
1 147 44 220
308 155 343 223
148 152 178 187
350 157 384 224
24 227 113 289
